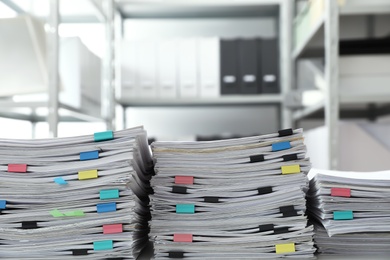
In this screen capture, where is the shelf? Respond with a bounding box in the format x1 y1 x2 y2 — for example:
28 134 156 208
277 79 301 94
0 0 110 136
117 95 283 107
292 93 390 122
1 0 105 23
340 94 390 104
0 100 104 123
292 0 390 59
339 0 390 15
116 0 281 19
0 100 47 109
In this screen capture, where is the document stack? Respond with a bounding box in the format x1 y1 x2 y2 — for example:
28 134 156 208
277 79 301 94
0 126 153 259
150 128 315 259
307 168 390 256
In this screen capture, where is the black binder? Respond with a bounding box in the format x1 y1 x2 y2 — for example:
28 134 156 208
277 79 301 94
340 36 390 55
220 39 239 95
260 38 279 94
238 39 259 94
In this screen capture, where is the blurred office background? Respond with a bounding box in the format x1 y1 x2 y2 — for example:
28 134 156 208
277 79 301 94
1 0 390 171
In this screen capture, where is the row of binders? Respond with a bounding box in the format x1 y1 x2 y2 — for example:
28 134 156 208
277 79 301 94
307 168 390 256
0 127 153 259
150 128 315 259
119 37 279 100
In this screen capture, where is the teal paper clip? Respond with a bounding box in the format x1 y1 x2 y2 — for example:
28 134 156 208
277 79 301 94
176 204 195 214
80 150 99 161
93 240 113 251
100 189 120 200
94 131 114 142
333 211 353 220
272 141 291 152
54 177 68 185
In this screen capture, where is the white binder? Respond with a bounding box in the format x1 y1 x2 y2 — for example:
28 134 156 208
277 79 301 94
157 39 178 98
178 38 198 98
59 37 82 108
138 40 157 98
0 15 47 96
198 37 220 98
120 40 140 98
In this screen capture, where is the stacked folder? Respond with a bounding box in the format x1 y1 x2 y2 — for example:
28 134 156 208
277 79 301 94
150 128 315 259
0 126 153 259
307 168 390 256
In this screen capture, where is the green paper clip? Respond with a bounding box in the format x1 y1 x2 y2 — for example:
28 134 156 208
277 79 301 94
50 209 64 217
64 210 85 217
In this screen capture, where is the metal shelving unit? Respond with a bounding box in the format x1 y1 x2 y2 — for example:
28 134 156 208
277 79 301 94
0 0 114 137
290 0 390 169
113 0 293 131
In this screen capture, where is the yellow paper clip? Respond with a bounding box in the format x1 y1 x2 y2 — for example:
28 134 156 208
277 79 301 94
78 169 98 180
281 165 300 175
275 243 295 254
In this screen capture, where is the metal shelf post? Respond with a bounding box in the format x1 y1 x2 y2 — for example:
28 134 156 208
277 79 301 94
48 0 60 137
324 0 339 170
280 0 293 129
102 0 116 130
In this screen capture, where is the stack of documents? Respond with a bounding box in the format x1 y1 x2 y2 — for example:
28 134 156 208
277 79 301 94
0 126 153 259
150 128 315 259
307 168 390 255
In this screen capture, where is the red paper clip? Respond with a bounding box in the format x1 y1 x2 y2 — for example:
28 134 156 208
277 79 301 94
103 224 123 234
174 234 193 242
175 176 194 185
8 164 27 173
331 188 351 197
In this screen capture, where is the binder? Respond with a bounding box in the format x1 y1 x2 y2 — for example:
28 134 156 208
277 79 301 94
83 42 101 107
120 40 139 98
157 39 178 98
59 37 82 108
178 38 198 98
260 38 279 94
198 37 220 98
137 40 157 98
340 36 390 55
0 16 47 97
220 39 239 95
238 39 259 94
60 37 102 109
